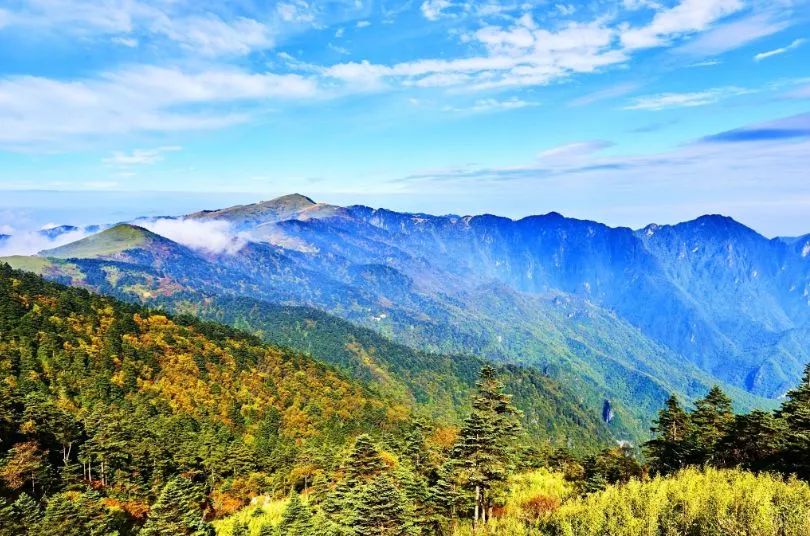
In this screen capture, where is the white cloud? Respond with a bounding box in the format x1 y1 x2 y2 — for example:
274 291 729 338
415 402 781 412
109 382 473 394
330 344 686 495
556 4 576 16
754 38 806 61
443 97 538 114
621 0 743 50
0 226 91 256
356 20 371 28
421 0 453 21
624 86 751 110
568 82 641 107
152 14 273 57
112 36 138 47
137 218 247 254
103 146 181 166
276 1 316 24
325 18 625 92
1 1 274 58
538 140 614 161
675 12 790 56
0 66 319 146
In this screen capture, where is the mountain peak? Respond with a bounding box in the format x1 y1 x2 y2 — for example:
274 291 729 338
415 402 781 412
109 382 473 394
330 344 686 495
270 193 316 206
187 193 321 225
40 223 166 259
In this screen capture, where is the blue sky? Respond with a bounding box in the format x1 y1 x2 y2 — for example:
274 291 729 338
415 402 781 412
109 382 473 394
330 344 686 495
0 0 809 236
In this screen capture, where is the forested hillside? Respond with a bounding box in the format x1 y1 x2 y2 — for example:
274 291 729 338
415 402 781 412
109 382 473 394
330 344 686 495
0 263 407 534
2 263 810 535
2 200 779 441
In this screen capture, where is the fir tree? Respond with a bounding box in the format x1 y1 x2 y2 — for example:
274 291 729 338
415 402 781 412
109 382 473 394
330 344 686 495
352 473 414 536
258 523 277 536
279 493 313 536
644 395 692 475
777 364 810 479
689 386 733 465
11 493 41 532
717 410 785 471
231 520 249 536
0 498 19 536
450 365 521 526
140 477 214 536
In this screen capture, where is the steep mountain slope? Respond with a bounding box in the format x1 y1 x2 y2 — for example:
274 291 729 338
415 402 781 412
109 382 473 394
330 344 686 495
0 262 406 522
0 257 621 448
2 195 783 441
165 294 623 447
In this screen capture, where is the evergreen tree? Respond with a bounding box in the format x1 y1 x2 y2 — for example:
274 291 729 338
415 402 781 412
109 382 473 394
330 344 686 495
352 474 415 536
140 477 214 536
450 365 521 526
644 395 692 475
258 523 277 536
230 520 249 536
319 434 388 534
777 364 810 479
344 434 387 484
689 386 733 465
582 445 642 492
717 410 785 471
0 498 19 536
11 493 41 532
279 493 313 536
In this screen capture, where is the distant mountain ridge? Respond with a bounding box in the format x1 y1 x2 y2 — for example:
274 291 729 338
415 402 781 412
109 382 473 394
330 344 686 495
3 194 806 439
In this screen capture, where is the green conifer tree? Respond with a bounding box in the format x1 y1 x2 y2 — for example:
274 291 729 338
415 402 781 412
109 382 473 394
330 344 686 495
352 474 415 536
689 386 733 465
644 394 692 475
717 410 786 471
231 520 249 536
140 477 214 536
11 493 41 532
279 493 314 536
777 364 810 479
450 365 521 526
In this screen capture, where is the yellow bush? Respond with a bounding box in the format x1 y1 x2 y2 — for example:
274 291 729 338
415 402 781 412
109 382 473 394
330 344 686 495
546 467 810 536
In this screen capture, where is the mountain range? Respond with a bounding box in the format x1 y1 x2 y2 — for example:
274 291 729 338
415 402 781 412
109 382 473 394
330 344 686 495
3 194 808 440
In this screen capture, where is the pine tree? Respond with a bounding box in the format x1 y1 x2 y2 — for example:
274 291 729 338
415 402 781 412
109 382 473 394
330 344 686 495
0 498 19 536
644 395 692 475
258 522 277 536
344 434 387 484
450 365 521 526
717 410 785 471
140 477 214 536
279 493 314 536
11 493 41 532
352 473 415 536
777 364 810 479
689 386 733 465
231 520 249 536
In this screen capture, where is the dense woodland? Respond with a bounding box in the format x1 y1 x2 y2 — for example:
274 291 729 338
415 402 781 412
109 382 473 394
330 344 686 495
1 263 810 535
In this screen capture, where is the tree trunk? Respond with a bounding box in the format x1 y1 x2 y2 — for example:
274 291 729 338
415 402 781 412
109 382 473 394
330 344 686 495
474 485 480 528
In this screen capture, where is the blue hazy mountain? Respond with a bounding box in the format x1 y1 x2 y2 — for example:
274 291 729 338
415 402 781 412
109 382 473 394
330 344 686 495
3 194 806 438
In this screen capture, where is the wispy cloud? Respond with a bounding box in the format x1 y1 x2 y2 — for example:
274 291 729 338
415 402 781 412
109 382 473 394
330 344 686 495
0 226 92 256
568 82 641 107
103 146 182 166
443 97 538 114
754 38 806 61
390 114 810 228
675 12 790 56
137 218 248 255
701 113 810 142
0 66 318 147
620 0 744 50
624 86 751 110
